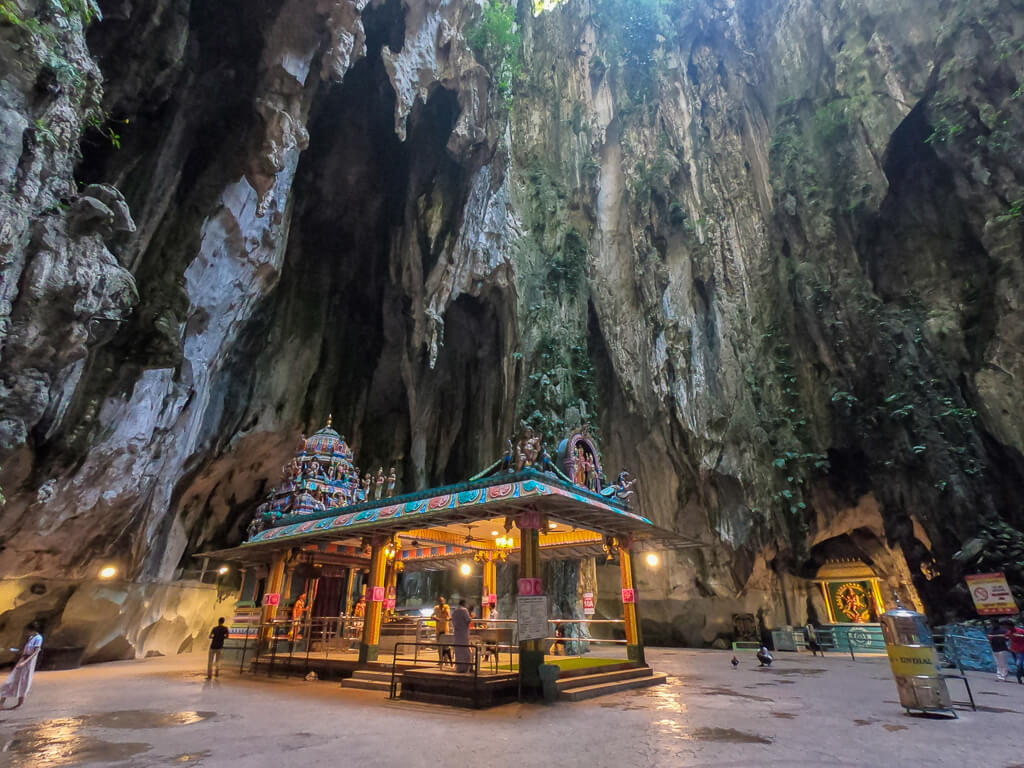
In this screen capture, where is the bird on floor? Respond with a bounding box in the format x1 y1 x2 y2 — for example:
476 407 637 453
730 655 739 669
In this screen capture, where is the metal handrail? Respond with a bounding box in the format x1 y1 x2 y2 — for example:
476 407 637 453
389 641 483 707
546 619 625 624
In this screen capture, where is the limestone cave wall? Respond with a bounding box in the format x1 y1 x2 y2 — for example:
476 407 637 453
0 0 1022 651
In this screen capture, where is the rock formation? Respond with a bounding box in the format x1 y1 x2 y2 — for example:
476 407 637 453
0 0 1021 652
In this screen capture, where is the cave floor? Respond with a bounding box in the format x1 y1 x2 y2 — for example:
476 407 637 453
0 648 1019 767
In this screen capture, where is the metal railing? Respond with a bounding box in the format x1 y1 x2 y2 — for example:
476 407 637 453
389 641 483 706
232 615 631 677
238 615 366 677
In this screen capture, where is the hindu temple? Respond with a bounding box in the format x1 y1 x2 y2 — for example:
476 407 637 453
200 418 692 705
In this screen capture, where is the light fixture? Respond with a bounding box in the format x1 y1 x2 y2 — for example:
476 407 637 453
548 522 557 529
459 563 472 576
217 566 229 575
491 530 499 536
98 565 117 580
645 552 660 567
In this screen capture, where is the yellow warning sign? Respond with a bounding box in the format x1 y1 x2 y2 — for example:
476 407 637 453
966 572 1018 616
886 644 938 678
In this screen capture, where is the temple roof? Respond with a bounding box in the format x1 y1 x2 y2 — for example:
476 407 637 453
198 469 700 563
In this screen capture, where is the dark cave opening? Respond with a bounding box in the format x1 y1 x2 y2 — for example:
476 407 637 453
862 102 996 367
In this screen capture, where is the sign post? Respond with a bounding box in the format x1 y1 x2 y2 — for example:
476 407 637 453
966 573 1018 616
582 592 595 616
517 596 548 641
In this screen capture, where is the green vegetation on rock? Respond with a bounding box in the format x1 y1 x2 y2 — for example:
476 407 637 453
466 0 522 101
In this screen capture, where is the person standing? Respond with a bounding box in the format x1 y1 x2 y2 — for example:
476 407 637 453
484 604 500 663
207 617 229 679
988 619 1012 681
432 597 452 666
1009 618 1024 684
1 624 43 709
451 599 472 673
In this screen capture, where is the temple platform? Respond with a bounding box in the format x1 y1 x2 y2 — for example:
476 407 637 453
246 650 661 707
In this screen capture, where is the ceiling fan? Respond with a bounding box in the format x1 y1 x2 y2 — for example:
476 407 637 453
463 524 486 544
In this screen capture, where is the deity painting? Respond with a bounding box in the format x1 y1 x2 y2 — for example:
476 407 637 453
827 581 877 624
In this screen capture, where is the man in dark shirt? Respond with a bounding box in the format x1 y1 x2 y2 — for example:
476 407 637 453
207 617 229 679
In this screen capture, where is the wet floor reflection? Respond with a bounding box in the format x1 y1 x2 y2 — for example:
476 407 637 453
688 727 772 744
0 711 215 768
1 721 149 768
83 710 215 729
172 750 213 763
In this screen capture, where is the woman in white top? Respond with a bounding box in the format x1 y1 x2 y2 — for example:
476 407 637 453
2 625 43 709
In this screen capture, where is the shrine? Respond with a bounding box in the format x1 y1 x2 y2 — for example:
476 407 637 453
199 418 694 706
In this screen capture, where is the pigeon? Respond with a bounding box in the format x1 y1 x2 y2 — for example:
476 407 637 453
730 655 739 669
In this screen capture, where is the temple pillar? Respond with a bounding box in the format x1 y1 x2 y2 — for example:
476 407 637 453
259 551 287 648
345 567 359 615
618 540 645 665
482 554 497 611
384 553 399 618
237 568 248 603
518 512 544 690
282 563 297 604
358 539 388 663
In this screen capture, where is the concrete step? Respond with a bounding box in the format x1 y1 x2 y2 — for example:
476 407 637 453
556 666 652 692
341 668 394 691
342 677 392 692
559 672 668 702
350 669 393 682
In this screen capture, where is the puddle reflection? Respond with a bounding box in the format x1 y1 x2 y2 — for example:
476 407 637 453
0 710 215 768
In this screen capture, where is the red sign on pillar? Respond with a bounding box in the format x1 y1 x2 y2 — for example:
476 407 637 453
518 578 543 596
370 586 386 602
621 588 635 604
582 593 596 615
262 593 280 606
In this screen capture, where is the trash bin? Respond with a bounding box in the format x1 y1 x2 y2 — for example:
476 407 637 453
538 663 560 703
880 607 953 716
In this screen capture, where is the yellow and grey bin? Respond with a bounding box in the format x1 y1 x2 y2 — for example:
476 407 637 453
880 607 954 717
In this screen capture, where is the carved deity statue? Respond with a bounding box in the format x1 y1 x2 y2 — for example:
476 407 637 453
386 467 397 498
373 467 385 500
361 471 372 500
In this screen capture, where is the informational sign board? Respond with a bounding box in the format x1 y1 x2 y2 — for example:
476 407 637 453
487 593 498 606
966 572 1018 615
582 592 596 616
370 586 386 602
517 595 548 641
518 577 543 596
262 593 280 607
385 598 397 611
621 588 635 604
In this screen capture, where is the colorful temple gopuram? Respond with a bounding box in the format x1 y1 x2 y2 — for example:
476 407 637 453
201 419 693 706
247 418 397 540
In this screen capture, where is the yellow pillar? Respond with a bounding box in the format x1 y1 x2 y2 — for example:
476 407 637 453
358 539 388 663
345 567 359 615
519 525 544 688
259 551 287 648
236 568 248 604
482 554 497 611
618 540 645 664
384 555 399 618
282 563 296 604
